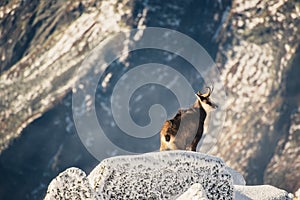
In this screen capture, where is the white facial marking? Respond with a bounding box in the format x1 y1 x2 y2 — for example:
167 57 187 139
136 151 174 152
195 94 216 112
201 102 214 112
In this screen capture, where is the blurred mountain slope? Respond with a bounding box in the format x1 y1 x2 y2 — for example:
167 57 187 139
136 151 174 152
0 0 134 152
212 0 300 192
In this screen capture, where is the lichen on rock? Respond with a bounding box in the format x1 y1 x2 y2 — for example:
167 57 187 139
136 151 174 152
44 167 99 200
44 151 235 199
88 151 234 199
44 151 291 199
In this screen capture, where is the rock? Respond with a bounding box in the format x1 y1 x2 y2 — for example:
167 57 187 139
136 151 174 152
295 188 300 199
226 167 246 186
264 107 300 192
45 151 234 199
44 167 98 200
44 151 291 200
88 151 234 199
0 0 135 153
234 185 290 200
176 183 208 200
176 184 290 200
211 0 300 191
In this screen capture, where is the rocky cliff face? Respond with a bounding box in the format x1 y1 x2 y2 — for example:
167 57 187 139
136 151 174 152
0 0 138 152
211 0 300 192
0 0 299 199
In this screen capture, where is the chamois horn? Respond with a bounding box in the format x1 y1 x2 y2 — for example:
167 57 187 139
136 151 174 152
199 86 213 98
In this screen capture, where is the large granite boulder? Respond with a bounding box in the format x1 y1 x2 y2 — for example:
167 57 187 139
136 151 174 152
44 151 290 199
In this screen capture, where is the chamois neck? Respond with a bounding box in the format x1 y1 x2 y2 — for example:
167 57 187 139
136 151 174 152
192 100 206 111
192 99 201 108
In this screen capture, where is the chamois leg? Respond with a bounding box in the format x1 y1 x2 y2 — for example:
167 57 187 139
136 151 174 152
186 135 202 151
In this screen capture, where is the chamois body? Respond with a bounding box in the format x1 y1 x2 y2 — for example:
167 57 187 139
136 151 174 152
159 87 217 151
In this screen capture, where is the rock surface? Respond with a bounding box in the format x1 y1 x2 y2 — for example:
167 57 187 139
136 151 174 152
226 167 246 186
45 151 234 199
0 0 134 152
264 107 300 191
88 151 233 199
44 151 290 200
211 0 300 192
176 183 208 200
234 185 290 200
44 167 98 200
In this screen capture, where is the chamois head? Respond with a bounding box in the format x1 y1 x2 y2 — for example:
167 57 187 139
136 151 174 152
160 87 217 151
194 86 218 111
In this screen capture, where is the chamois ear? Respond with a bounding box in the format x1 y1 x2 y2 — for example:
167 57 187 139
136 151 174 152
173 110 182 120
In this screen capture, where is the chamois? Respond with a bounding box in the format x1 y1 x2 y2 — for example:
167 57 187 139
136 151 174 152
159 87 217 151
